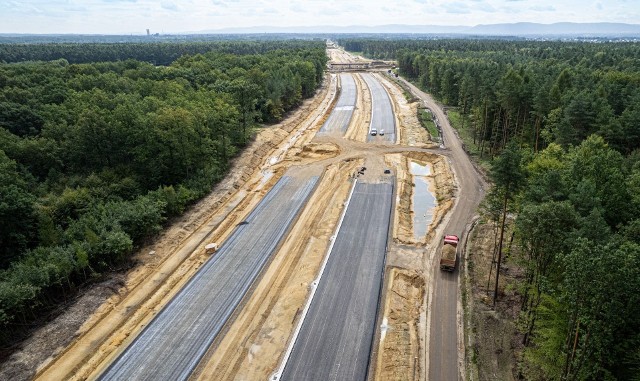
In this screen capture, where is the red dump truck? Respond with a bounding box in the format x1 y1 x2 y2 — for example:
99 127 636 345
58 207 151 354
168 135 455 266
439 235 459 271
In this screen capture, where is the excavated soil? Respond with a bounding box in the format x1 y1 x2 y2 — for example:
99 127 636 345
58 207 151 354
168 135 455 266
371 124 455 380
386 152 455 246
344 73 371 142
190 68 456 381
374 268 425 381
327 47 357 63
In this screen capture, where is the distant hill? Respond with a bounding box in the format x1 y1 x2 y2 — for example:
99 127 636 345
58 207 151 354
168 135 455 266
198 22 640 37
196 24 469 34
466 22 640 36
3 22 640 41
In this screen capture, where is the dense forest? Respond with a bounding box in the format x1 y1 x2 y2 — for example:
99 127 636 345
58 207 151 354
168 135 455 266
0 39 325 66
0 41 327 345
340 38 640 380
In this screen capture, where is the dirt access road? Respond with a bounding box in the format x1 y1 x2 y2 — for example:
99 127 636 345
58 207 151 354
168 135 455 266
2 45 481 381
396 77 487 380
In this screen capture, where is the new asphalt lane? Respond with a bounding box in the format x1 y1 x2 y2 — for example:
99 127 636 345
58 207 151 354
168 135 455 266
281 179 394 381
98 175 318 381
361 73 396 143
319 73 357 134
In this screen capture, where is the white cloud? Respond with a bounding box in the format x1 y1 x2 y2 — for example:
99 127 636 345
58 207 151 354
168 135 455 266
478 2 497 12
0 0 638 33
318 7 340 16
289 2 305 13
530 5 555 12
64 5 88 12
161 1 178 11
443 2 471 14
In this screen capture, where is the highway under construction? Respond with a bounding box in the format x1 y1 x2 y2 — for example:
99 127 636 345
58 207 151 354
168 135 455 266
31 45 484 381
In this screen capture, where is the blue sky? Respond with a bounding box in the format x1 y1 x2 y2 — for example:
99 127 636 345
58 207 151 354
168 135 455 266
0 0 638 34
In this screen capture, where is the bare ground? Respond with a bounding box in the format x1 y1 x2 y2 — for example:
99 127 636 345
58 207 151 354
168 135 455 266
374 268 425 381
371 149 455 381
327 46 359 64
191 70 382 381
344 73 371 142
188 69 456 381
386 152 454 246
465 219 521 381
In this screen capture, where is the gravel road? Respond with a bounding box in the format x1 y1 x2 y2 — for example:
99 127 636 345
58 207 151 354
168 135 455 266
398 77 487 381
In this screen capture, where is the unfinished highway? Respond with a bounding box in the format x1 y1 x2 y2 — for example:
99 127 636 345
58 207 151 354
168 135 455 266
98 175 318 381
362 73 396 143
279 179 394 381
319 73 356 134
28 46 472 381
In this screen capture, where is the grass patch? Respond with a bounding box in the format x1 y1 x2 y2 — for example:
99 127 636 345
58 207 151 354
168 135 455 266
418 108 439 139
402 88 418 103
388 73 417 103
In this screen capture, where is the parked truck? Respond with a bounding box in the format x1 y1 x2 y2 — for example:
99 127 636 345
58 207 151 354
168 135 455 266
439 235 459 271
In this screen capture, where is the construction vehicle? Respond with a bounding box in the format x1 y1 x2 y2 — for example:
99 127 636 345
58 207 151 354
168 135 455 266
439 235 458 271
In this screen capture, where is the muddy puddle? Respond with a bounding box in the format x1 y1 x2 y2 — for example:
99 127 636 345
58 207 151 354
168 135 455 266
258 170 274 188
410 161 436 240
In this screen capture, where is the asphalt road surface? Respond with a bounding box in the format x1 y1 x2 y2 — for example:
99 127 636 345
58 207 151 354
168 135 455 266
281 180 393 381
398 77 486 380
319 73 356 134
98 175 319 381
361 73 396 143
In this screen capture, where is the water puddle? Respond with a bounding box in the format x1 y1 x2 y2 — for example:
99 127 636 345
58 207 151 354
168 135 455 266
410 161 436 240
410 161 431 176
380 317 389 341
258 170 274 188
268 128 306 166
